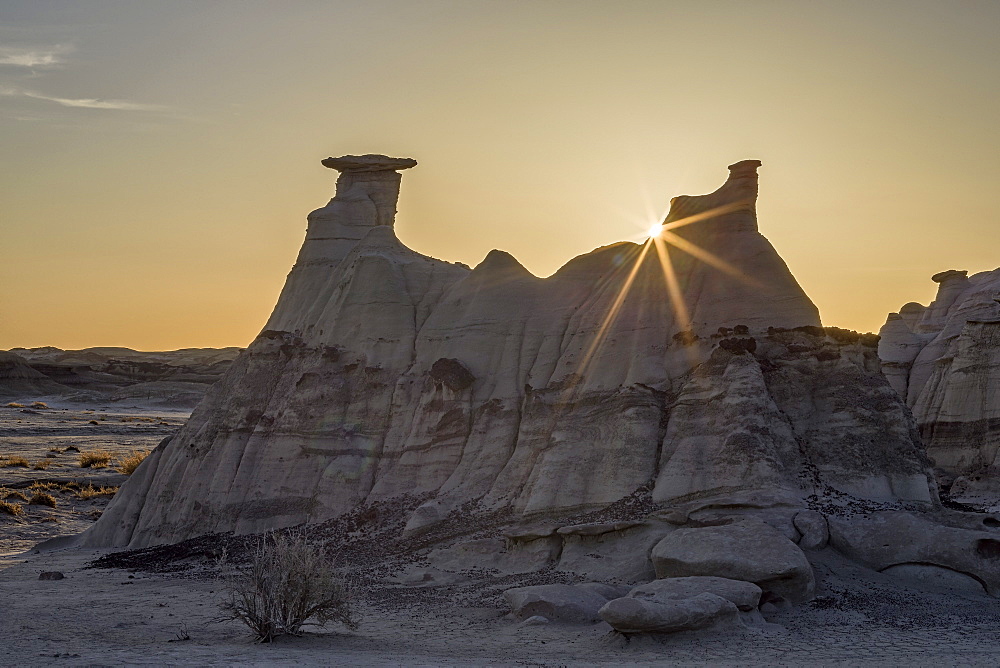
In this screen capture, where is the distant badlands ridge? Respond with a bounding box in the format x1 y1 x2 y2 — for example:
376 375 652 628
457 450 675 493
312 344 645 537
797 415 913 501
0 346 242 408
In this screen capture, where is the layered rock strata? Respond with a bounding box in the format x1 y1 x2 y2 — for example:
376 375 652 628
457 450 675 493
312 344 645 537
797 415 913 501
879 269 1000 502
83 155 935 549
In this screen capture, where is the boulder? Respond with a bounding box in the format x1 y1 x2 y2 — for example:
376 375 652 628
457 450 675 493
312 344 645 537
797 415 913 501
599 592 739 634
793 510 829 550
503 583 617 623
627 576 762 611
650 519 815 603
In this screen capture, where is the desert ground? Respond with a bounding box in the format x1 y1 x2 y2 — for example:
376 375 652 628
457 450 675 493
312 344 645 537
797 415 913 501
3 402 1000 666
0 402 186 559
3 532 1000 665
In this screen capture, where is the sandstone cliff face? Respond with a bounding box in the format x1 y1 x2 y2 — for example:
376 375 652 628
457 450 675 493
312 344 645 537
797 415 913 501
83 156 935 549
879 269 1000 502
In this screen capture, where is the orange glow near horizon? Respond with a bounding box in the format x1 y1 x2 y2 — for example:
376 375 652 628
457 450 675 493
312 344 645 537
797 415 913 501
2 2 998 350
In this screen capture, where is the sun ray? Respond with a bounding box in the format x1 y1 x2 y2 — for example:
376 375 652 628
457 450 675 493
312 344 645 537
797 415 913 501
660 230 762 288
572 240 653 384
660 200 753 233
651 235 691 333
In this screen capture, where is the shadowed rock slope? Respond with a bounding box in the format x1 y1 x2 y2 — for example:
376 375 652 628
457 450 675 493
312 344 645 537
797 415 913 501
83 156 935 550
880 268 1000 505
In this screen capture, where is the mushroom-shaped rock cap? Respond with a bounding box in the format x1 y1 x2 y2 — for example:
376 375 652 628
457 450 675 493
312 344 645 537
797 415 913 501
727 159 762 177
931 269 969 284
321 154 417 172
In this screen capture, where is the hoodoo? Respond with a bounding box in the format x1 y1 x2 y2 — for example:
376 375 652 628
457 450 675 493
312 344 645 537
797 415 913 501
81 157 939 562
880 268 1000 505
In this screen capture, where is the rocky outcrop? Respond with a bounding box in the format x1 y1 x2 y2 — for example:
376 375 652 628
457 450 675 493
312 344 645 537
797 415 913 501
828 511 1000 595
650 519 815 603
80 155 937 549
503 583 621 622
879 269 1000 503
598 576 762 635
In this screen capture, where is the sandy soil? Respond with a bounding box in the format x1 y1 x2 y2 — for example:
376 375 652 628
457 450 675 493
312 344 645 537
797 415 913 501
2 546 1000 666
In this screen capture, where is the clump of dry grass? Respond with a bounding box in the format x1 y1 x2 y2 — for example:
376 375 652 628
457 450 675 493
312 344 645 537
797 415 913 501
0 499 24 517
31 401 49 409
32 459 52 470
0 456 30 468
41 514 59 523
5 402 24 408
116 449 151 475
77 485 118 500
29 492 57 508
48 447 62 453
79 450 112 468
1 488 28 501
63 445 80 453
30 482 59 492
218 533 359 642
60 481 80 492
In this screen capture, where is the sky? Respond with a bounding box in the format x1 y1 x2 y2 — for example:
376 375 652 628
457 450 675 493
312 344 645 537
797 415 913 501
1 0 998 350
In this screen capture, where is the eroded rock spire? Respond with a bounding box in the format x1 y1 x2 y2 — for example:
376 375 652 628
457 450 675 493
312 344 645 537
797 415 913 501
321 154 417 228
665 159 761 234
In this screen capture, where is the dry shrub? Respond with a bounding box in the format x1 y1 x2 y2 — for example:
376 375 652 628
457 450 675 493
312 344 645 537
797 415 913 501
30 481 59 492
1 456 30 468
218 533 359 643
1 488 28 501
32 459 51 470
41 515 59 523
63 445 80 453
116 449 151 475
6 402 24 408
0 499 24 517
29 492 57 508
48 447 62 453
31 401 49 409
79 450 112 468
77 485 118 500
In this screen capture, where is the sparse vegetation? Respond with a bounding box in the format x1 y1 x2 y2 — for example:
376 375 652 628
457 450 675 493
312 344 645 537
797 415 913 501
116 449 151 475
0 499 24 517
48 447 62 453
28 492 57 508
79 450 113 468
0 456 30 468
63 445 80 453
1 488 28 501
6 402 24 408
32 459 51 470
30 401 49 409
218 533 359 642
30 481 59 491
77 485 118 500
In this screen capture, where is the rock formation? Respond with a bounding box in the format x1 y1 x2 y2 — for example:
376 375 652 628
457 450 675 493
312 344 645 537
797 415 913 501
879 268 1000 504
77 155 944 552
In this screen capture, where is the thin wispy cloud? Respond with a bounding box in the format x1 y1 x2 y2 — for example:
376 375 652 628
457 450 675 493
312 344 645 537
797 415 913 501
22 91 165 111
0 45 71 68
